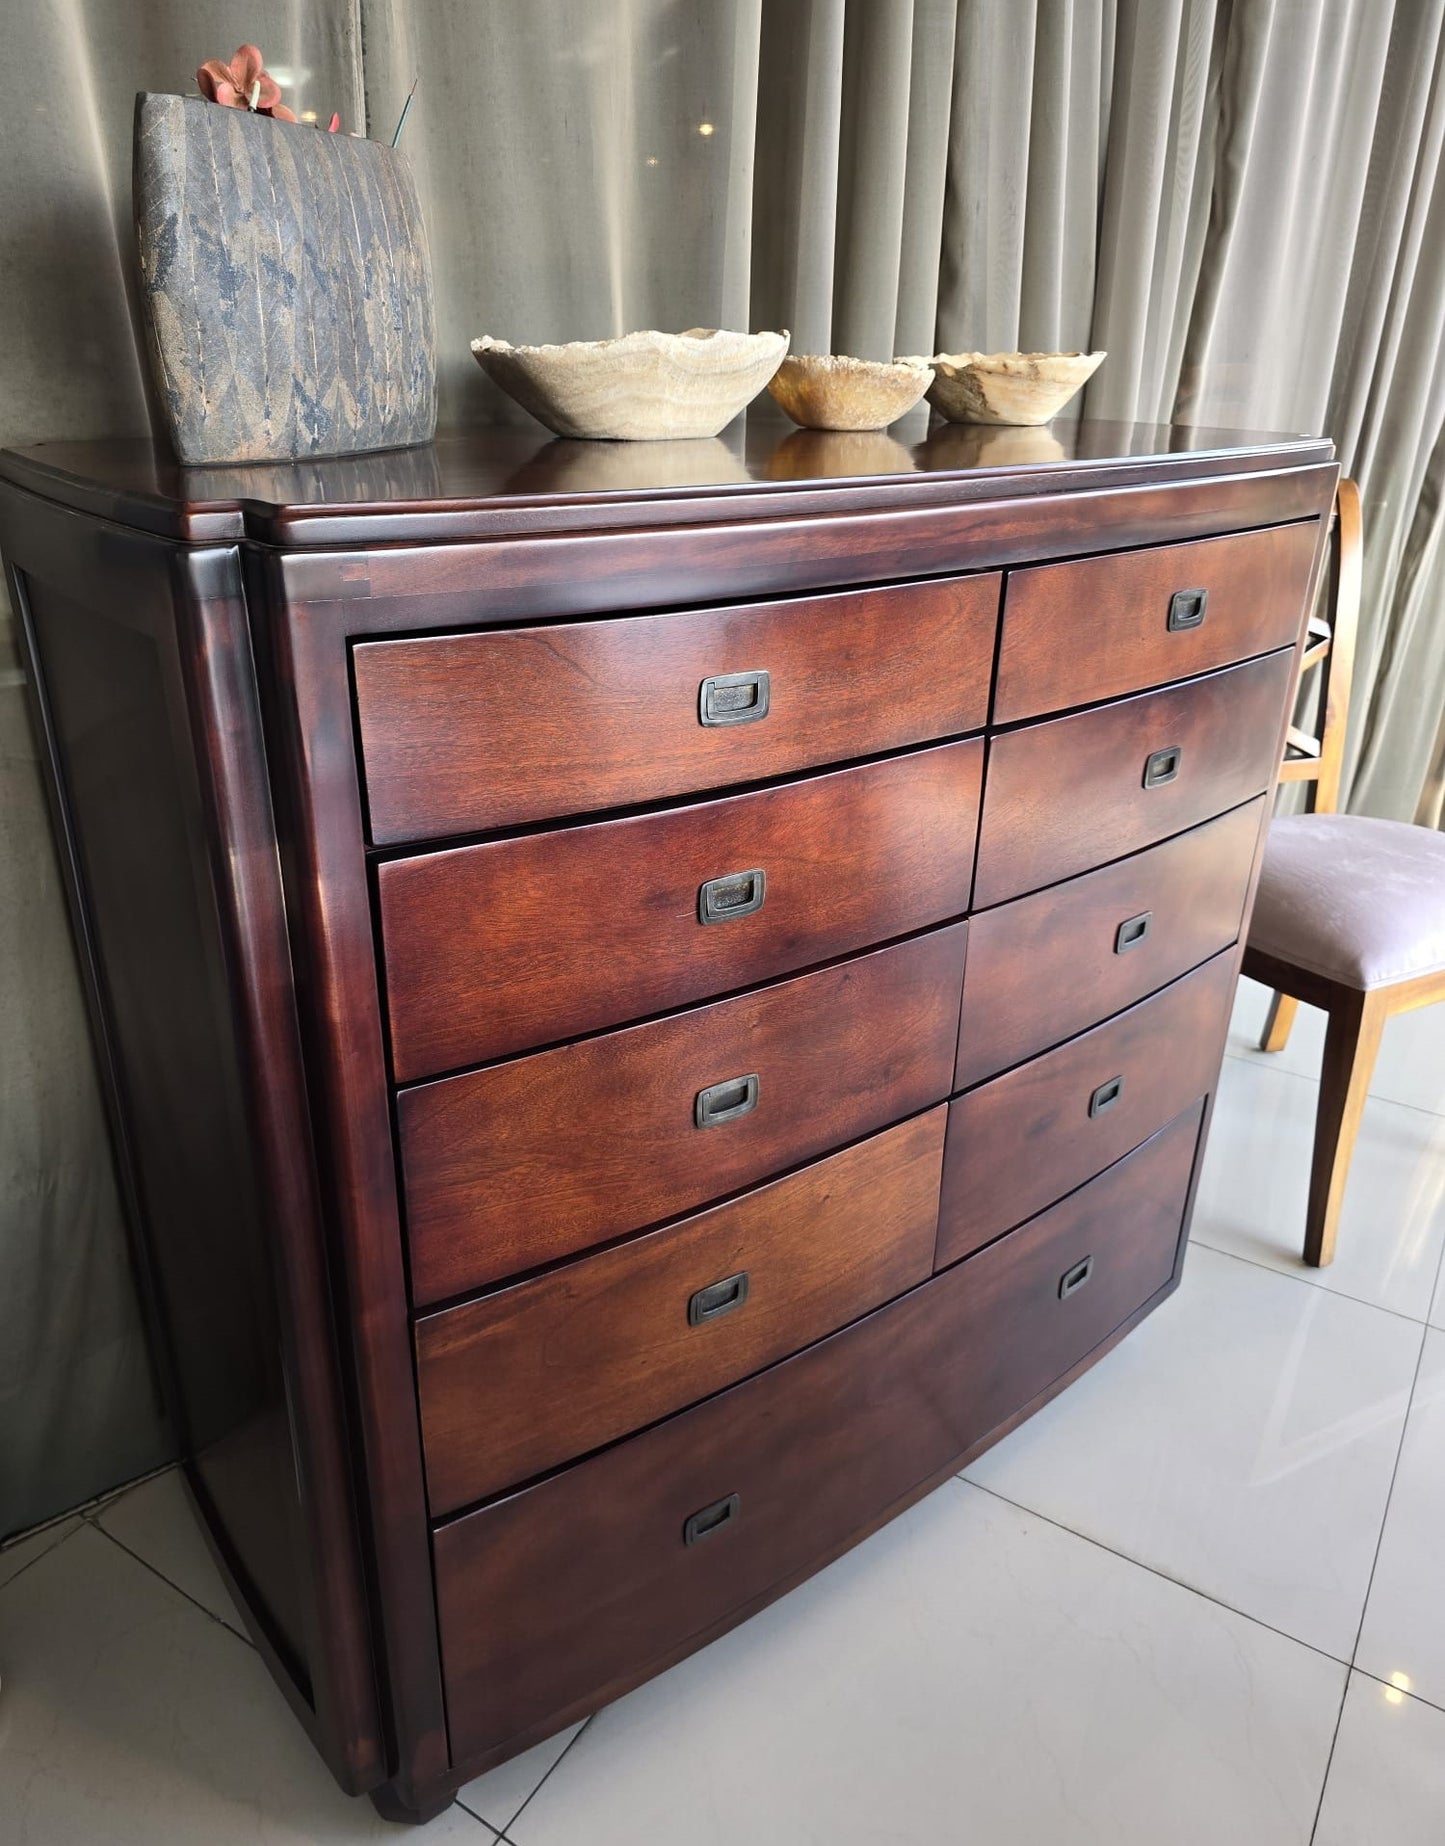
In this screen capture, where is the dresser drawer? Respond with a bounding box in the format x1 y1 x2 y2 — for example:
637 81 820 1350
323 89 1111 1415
379 741 982 1082
956 798 1264 1088
353 575 999 845
434 1102 1201 1765
398 922 967 1305
994 521 1317 722
938 948 1232 1265
415 1108 945 1514
974 649 1294 906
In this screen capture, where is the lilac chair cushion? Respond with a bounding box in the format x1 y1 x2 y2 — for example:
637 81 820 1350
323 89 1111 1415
1249 813 1445 990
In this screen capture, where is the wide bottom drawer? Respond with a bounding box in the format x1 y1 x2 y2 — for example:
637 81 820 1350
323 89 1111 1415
434 1101 1203 1768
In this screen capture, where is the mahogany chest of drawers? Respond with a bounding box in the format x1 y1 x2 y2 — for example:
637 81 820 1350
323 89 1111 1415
0 420 1335 1820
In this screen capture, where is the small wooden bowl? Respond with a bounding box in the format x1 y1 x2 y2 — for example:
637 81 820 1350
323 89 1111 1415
767 354 933 432
922 350 1104 426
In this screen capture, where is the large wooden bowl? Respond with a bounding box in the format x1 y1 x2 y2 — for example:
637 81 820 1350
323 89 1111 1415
471 328 789 441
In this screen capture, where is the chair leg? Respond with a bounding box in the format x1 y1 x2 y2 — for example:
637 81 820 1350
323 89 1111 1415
1305 988 1386 1267
1260 990 1299 1053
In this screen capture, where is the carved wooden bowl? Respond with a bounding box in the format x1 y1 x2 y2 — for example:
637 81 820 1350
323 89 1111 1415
471 329 789 441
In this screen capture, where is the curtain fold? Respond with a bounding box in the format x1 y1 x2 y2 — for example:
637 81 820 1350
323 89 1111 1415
3 0 1444 1534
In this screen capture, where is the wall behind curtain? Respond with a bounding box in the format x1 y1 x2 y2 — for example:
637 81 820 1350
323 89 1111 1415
3 0 1444 1537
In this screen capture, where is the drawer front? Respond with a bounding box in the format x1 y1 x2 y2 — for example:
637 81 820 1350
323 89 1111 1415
938 948 1233 1266
399 922 967 1305
416 1108 946 1514
974 649 1294 906
435 1103 1201 1765
354 574 1000 844
380 740 983 1082
994 521 1317 722
956 798 1264 1088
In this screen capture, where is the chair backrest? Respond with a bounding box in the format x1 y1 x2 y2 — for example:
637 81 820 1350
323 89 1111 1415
1277 476 1360 815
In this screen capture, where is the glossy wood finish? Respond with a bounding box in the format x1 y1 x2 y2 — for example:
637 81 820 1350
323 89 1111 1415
994 520 1318 721
938 950 1236 1266
435 1102 1203 1766
956 799 1264 1088
975 650 1296 907
415 1108 946 1515
0 492 383 1792
0 427 1336 1824
380 741 982 1080
399 923 967 1304
0 423 1336 546
355 575 998 843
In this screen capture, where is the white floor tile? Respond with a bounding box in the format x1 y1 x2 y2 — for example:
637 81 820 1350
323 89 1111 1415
457 1722 584 1832
1194 1053 1445 1320
0 1524 490 1843
965 1243 1421 1658
94 1466 249 1639
1229 975 1445 1117
1432 1258 1445 1331
1355 1329 1445 1709
1315 1674 1445 1845
0 1515 80 1590
509 1482 1343 1846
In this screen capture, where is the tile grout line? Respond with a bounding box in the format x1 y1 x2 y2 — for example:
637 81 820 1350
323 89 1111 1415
449 1801 511 1842
505 1714 595 1834
955 1476 1360 1676
1221 1040 1445 1124
0 1519 85 1595
1308 1313 1434 1845
1187 1233 1436 1329
87 1517 257 1650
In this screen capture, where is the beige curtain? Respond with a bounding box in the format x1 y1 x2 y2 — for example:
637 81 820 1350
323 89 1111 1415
3 0 1444 1534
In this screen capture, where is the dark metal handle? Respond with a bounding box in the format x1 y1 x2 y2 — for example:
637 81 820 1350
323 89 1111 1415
683 1492 740 1545
1143 744 1183 788
1167 588 1208 632
698 867 766 925
688 1270 750 1326
695 1072 760 1128
1115 910 1153 954
1058 1255 1095 1299
700 670 770 727
1089 1075 1124 1118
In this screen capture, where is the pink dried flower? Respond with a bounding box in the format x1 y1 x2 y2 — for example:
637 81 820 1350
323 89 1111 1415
197 45 297 122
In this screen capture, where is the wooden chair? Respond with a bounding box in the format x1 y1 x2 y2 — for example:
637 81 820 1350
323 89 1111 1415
1243 477 1445 1266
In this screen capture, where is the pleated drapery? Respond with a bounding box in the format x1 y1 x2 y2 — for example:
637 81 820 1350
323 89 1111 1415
3 0 1445 1535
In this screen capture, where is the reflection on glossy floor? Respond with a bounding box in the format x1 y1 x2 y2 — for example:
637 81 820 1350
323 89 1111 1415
2 976 1442 1843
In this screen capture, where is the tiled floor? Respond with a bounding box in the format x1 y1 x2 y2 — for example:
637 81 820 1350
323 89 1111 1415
2 975 1443 1842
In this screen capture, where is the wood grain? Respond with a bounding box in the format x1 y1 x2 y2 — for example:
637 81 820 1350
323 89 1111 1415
938 950 1235 1265
434 1103 1203 1765
379 741 983 1081
415 1108 946 1514
994 521 1319 721
355 575 999 842
398 923 968 1304
956 799 1264 1088
974 650 1296 907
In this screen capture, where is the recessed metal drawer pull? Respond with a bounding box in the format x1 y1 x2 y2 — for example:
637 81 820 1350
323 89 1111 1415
1088 1075 1124 1118
694 1072 760 1128
1114 911 1153 954
688 1270 750 1326
1167 588 1208 631
1058 1255 1095 1300
683 1492 741 1546
1143 744 1183 788
698 867 766 925
699 670 771 726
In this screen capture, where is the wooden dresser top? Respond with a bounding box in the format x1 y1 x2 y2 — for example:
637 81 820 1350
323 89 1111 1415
0 417 1334 549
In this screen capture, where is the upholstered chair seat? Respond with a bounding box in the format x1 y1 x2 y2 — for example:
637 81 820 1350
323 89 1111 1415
1249 813 1445 992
